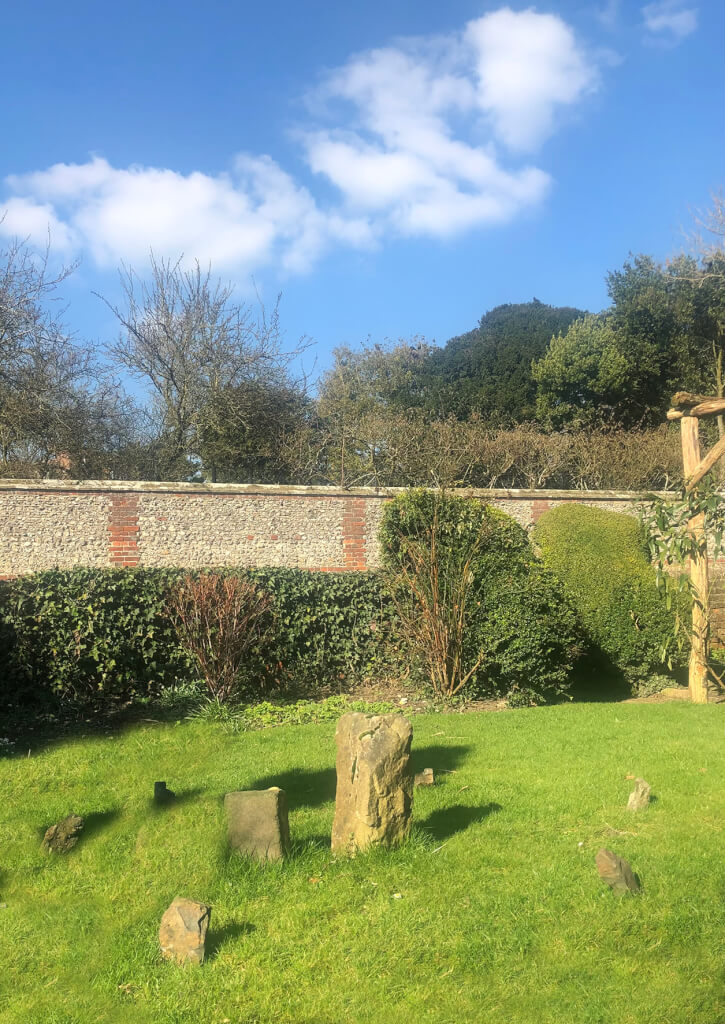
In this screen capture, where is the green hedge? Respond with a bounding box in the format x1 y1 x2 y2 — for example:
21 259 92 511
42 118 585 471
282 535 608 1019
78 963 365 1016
0 567 395 711
533 504 689 686
379 489 583 703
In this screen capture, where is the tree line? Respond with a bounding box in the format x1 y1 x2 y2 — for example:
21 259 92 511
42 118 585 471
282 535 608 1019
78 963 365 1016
1 195 723 489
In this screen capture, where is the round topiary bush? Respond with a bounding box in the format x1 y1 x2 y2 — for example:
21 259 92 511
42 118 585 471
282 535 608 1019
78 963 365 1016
533 503 689 688
379 489 583 704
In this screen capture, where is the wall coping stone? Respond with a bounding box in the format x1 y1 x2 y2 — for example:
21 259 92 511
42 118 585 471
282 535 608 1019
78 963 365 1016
0 479 671 500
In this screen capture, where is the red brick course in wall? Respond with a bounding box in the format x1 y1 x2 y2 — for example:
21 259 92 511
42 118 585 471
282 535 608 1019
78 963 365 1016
108 493 140 567
342 497 367 570
531 499 551 523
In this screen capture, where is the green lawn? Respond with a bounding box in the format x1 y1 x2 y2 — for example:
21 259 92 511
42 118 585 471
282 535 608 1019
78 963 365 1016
0 702 723 1024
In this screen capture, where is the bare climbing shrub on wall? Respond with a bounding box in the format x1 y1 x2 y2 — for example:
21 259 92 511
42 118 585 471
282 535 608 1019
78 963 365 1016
167 572 274 701
379 489 583 704
381 498 487 697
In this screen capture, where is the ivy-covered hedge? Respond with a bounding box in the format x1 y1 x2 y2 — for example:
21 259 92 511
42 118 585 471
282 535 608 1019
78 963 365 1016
0 567 395 711
533 504 689 686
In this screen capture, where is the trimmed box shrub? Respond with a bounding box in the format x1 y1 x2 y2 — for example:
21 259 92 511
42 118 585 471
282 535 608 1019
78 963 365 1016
533 503 689 687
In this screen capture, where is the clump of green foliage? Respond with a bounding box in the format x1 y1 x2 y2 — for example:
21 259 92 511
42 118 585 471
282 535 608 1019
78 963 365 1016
533 504 689 688
0 567 396 713
191 693 397 732
0 568 190 709
379 489 582 704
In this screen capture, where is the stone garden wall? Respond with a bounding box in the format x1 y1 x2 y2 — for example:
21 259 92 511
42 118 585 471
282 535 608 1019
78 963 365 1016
2 478 724 639
0 479 645 575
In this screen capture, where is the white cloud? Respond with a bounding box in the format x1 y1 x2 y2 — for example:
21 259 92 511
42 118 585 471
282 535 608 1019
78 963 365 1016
465 8 597 151
301 8 597 238
0 196 75 250
1 8 602 272
642 1 698 43
1 155 364 274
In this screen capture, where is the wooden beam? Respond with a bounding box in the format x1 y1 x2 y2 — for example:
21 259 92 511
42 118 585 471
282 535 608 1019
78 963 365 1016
671 391 711 409
685 432 725 491
681 416 711 704
667 397 725 419
689 398 725 418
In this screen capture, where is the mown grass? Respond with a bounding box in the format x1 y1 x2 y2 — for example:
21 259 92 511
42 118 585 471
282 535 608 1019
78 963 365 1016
0 702 723 1024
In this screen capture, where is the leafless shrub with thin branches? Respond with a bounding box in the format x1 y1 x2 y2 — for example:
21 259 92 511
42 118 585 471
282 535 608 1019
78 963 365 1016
166 572 274 702
383 503 488 698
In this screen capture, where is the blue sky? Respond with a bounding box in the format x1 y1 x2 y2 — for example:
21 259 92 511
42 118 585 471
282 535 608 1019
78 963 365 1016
2 0 724 380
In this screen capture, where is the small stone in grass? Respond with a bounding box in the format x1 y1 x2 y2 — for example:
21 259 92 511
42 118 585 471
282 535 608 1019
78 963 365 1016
595 848 640 895
414 768 435 787
42 814 84 853
627 778 651 812
159 898 211 965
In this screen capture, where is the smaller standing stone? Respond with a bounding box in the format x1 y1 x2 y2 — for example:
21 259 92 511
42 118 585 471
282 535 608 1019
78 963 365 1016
595 848 640 894
154 781 175 805
627 778 651 812
42 814 84 853
224 787 291 861
159 898 211 965
414 768 435 787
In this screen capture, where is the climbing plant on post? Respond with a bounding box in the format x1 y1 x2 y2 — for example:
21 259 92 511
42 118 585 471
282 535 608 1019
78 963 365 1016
654 392 725 702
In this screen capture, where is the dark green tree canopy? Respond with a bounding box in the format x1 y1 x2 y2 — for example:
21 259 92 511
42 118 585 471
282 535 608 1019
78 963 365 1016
421 300 587 422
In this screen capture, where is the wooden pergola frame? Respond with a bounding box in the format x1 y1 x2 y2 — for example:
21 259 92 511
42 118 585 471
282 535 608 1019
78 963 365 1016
666 392 725 703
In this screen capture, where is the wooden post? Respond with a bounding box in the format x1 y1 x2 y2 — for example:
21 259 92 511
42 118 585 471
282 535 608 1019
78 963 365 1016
680 416 711 703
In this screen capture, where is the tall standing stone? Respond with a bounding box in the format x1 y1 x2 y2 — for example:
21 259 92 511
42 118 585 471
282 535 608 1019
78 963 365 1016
331 712 413 856
159 898 211 965
224 787 291 861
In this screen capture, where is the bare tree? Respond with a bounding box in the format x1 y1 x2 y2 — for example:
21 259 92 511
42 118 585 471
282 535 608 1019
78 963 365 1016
100 255 311 480
0 229 135 478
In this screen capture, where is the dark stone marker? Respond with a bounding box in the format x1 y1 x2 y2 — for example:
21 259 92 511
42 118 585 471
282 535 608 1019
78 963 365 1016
627 778 651 812
224 787 291 861
595 848 641 894
154 781 175 805
414 768 435 787
159 897 211 965
42 814 84 853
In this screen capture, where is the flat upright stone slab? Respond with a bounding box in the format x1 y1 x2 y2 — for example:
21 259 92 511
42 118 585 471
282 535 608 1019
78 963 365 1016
224 787 290 861
595 848 640 895
331 712 413 856
414 768 434 787
159 898 211 965
42 814 84 853
627 778 651 812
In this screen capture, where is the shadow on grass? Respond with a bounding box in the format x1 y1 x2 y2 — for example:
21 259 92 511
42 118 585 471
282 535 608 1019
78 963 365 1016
206 920 256 960
420 802 501 841
2 691 205 758
246 767 337 809
291 834 331 853
247 744 472 810
411 744 472 775
148 786 205 813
